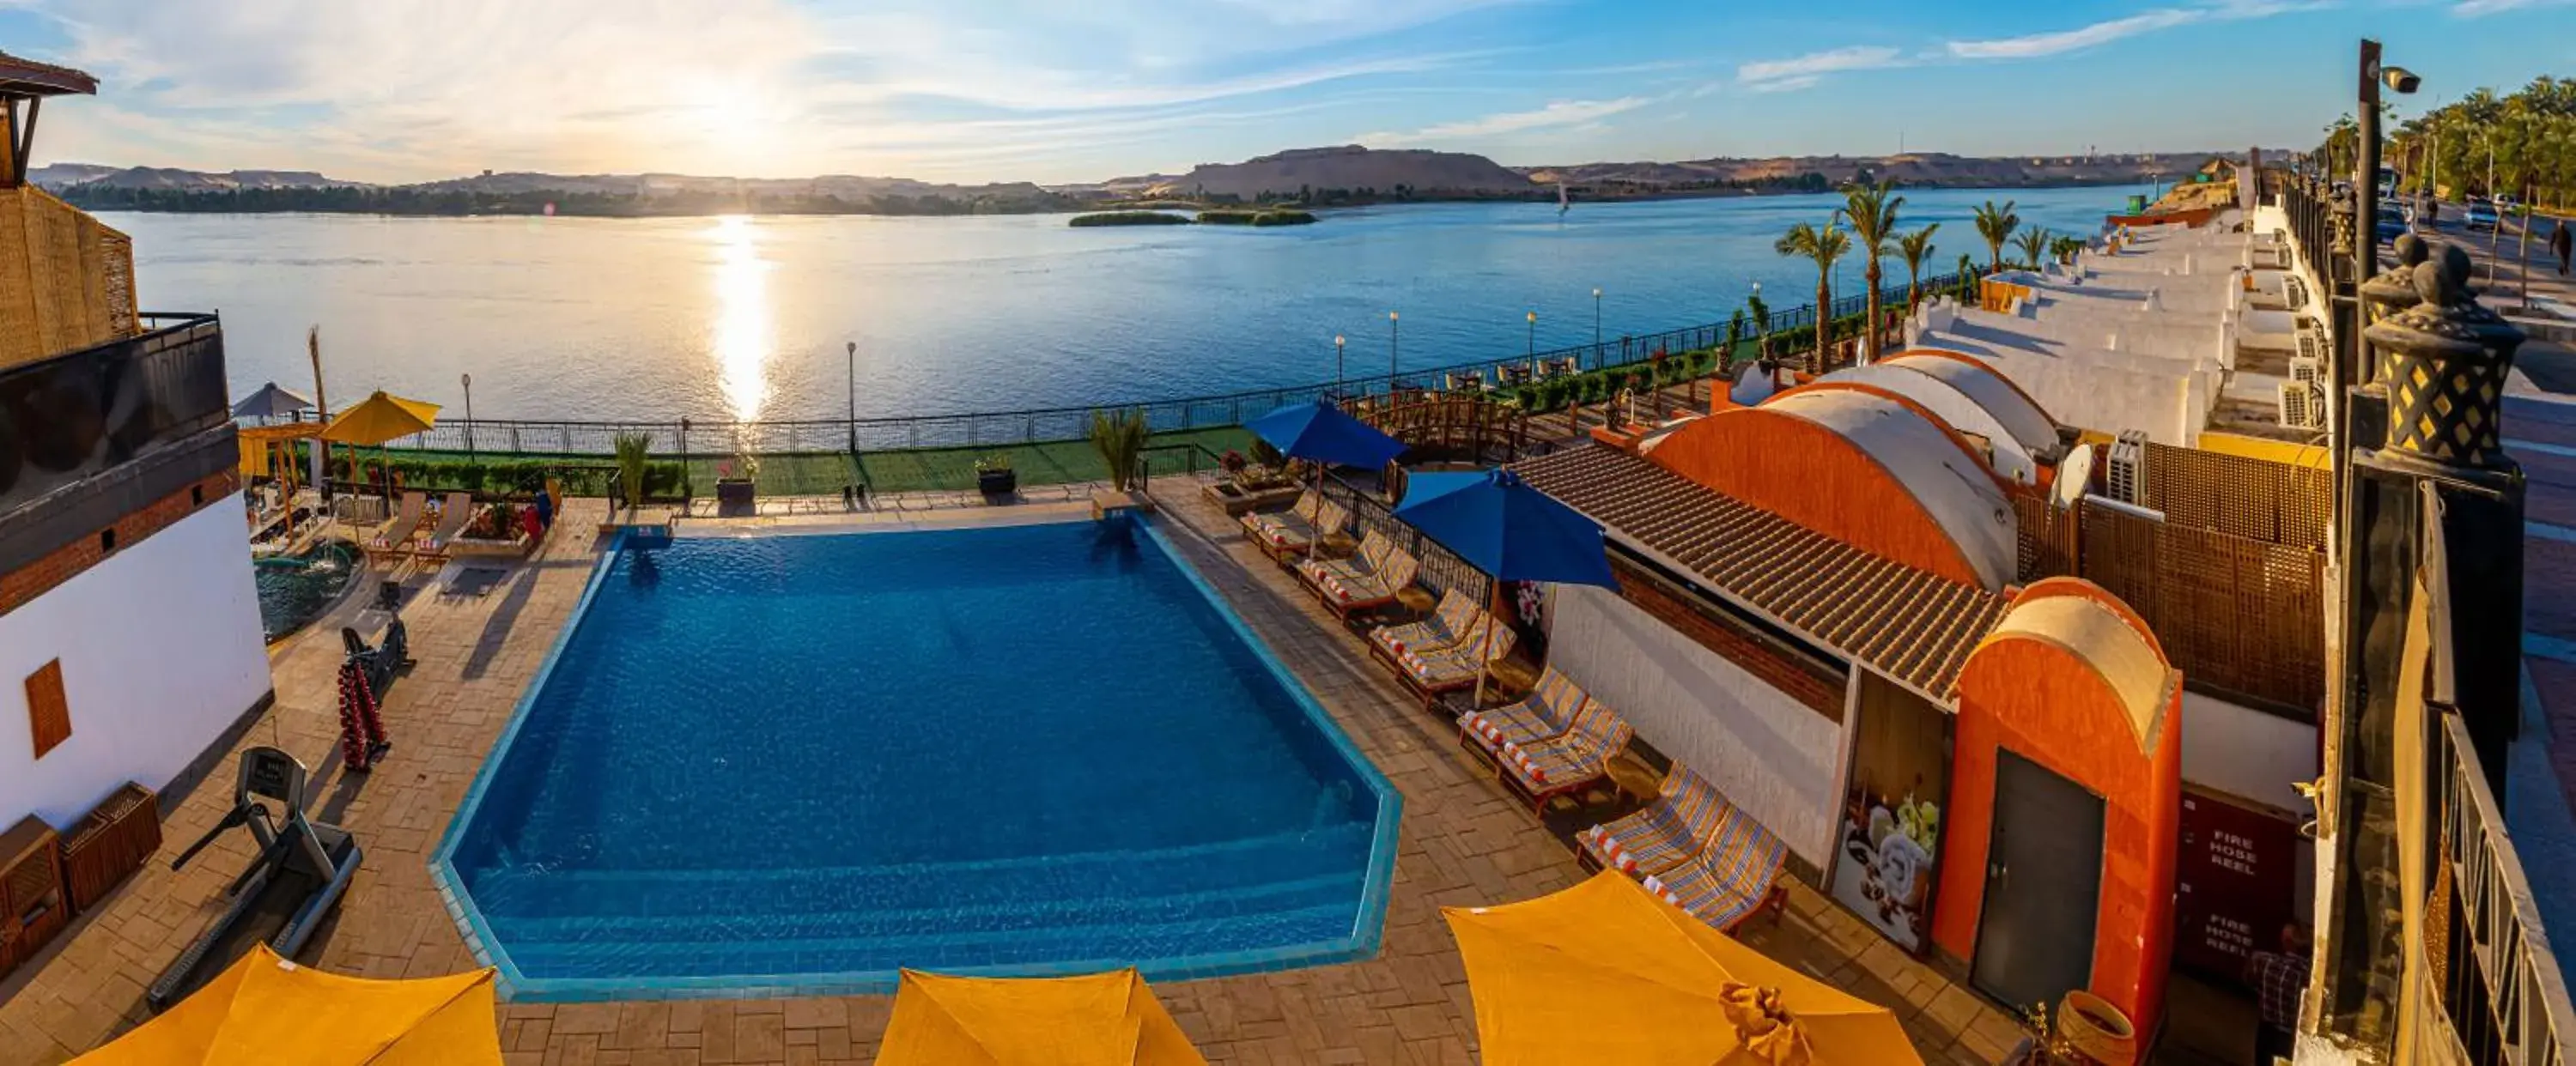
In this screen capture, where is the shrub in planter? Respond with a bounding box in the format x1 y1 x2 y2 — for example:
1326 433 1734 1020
1219 449 1248 476
975 453 1018 494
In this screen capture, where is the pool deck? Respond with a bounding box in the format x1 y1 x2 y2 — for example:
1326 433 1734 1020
0 486 2026 1065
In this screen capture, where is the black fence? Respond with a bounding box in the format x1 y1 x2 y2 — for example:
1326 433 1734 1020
383 272 1966 461
1 312 228 518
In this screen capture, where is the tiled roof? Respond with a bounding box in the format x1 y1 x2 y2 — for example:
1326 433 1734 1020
0 51 98 96
1514 444 2008 700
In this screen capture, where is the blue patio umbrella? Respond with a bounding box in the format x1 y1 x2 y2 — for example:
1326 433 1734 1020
1394 468 1617 700
1243 400 1406 471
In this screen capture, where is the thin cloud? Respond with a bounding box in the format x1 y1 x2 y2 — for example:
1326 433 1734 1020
1736 45 1904 88
2453 0 2570 12
1358 96 1649 145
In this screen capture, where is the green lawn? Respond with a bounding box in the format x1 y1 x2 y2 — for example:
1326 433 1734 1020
373 426 1255 498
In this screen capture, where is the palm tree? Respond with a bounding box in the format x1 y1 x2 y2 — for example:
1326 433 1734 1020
1972 199 2020 275
1953 253 1977 301
2013 227 2050 270
2050 234 2085 265
1774 220 1850 370
1840 181 1905 362
1897 224 1941 313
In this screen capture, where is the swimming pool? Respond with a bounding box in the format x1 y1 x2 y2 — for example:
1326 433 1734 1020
431 516 1400 1000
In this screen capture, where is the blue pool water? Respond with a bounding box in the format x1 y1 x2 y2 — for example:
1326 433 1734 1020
433 518 1399 999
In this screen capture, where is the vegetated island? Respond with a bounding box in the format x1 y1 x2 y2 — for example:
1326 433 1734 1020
1066 209 1317 227
1067 211 1193 227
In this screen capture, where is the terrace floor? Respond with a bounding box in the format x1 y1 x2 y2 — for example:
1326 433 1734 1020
0 484 2025 1066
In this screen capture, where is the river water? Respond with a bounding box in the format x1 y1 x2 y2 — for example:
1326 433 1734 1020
106 185 2146 421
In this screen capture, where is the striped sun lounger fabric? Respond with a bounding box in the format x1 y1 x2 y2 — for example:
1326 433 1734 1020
1393 623 1515 689
1246 494 1348 554
1369 587 1484 658
1302 534 1420 609
1637 805 1789 930
1498 700 1631 793
1242 489 1321 542
1577 764 1728 876
1458 664 1586 751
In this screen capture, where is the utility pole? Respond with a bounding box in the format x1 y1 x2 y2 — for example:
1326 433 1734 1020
308 325 331 501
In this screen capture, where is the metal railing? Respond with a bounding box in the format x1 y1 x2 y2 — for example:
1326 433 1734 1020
2422 709 2576 1066
381 273 1965 461
1315 473 1494 609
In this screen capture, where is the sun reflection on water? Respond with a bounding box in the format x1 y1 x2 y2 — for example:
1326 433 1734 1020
710 215 773 421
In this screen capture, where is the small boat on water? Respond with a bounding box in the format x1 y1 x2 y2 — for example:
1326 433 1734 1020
1558 183 1570 215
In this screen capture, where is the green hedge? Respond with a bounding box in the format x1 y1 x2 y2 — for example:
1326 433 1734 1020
350 453 688 500
1068 211 1192 227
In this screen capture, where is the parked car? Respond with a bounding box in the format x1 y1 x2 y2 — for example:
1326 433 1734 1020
2377 205 2409 243
2496 193 2520 212
2466 201 2500 231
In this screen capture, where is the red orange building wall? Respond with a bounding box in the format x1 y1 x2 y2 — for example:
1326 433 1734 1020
1933 579 2184 1036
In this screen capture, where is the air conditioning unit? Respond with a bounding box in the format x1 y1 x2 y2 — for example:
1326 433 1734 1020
2106 430 2149 506
2295 328 2325 366
2284 275 2309 311
2278 381 2327 431
2289 355 2323 385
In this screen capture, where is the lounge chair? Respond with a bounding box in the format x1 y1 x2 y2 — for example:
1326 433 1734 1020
1366 587 1483 661
1637 805 1790 932
1458 664 1589 752
1244 492 1348 562
1296 530 1420 620
406 493 477 564
1484 700 1632 814
1389 622 1516 706
1576 764 1728 877
362 491 429 566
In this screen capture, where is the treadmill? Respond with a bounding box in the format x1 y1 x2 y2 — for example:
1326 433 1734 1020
146 747 361 1011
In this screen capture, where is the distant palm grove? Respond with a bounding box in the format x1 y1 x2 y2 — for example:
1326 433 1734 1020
2318 75 2576 206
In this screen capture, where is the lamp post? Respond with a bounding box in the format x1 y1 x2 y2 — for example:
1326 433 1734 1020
1526 310 1537 360
1388 311 1400 395
460 373 474 457
1591 287 1602 348
846 341 858 453
1334 335 1346 401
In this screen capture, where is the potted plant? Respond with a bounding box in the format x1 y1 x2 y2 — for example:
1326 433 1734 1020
1090 409 1146 493
612 432 652 521
716 452 757 511
975 452 1017 496
451 500 534 557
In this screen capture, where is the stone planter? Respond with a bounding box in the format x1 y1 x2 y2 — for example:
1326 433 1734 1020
977 469 1018 496
716 478 756 509
1203 481 1299 516
449 533 532 558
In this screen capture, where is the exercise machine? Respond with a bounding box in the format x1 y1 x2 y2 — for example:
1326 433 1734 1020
146 747 361 1011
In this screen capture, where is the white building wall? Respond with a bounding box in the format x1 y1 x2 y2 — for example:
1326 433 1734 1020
1548 584 1841 864
2178 690 2318 812
0 494 272 828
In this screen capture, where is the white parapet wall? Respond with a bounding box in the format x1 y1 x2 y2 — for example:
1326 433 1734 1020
0 493 273 828
1547 584 1840 864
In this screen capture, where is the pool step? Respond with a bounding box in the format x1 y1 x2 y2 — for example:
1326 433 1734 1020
462 822 1374 922
497 902 1363 983
491 871 1361 947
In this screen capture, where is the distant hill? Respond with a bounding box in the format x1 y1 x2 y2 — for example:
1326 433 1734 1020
31 163 361 191
1146 146 1535 201
1522 150 2259 193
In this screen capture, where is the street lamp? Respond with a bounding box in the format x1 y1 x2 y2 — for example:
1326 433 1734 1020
1592 287 1603 348
1526 310 1537 360
1334 335 1346 400
460 372 474 457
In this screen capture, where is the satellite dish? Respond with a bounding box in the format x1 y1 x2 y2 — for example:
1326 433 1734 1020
2054 444 2096 512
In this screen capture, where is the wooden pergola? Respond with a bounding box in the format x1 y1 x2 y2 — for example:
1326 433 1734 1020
1 50 98 188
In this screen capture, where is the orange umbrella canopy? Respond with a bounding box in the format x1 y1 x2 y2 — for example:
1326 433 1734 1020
321 391 440 447
875 968 1207 1066
72 945 501 1065
1442 871 1923 1066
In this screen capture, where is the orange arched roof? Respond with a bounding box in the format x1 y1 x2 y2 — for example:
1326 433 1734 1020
1645 387 2018 590
1969 578 2177 751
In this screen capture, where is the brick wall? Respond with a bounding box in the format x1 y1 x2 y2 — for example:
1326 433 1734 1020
1610 557 1847 719
0 470 240 618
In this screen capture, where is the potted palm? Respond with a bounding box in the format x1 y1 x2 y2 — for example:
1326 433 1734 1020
975 453 1018 496
612 432 651 524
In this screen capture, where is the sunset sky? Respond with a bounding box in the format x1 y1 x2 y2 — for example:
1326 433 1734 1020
3 0 2568 184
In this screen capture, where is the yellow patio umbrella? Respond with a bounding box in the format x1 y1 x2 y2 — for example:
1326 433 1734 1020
72 944 501 1065
875 968 1207 1066
1442 871 1922 1066
321 391 440 498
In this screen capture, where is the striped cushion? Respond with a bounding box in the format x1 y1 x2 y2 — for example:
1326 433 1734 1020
1369 589 1483 657
1640 808 1788 930
1459 665 1587 751
1500 704 1631 790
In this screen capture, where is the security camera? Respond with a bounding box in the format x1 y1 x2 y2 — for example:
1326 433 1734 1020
2382 66 2421 94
